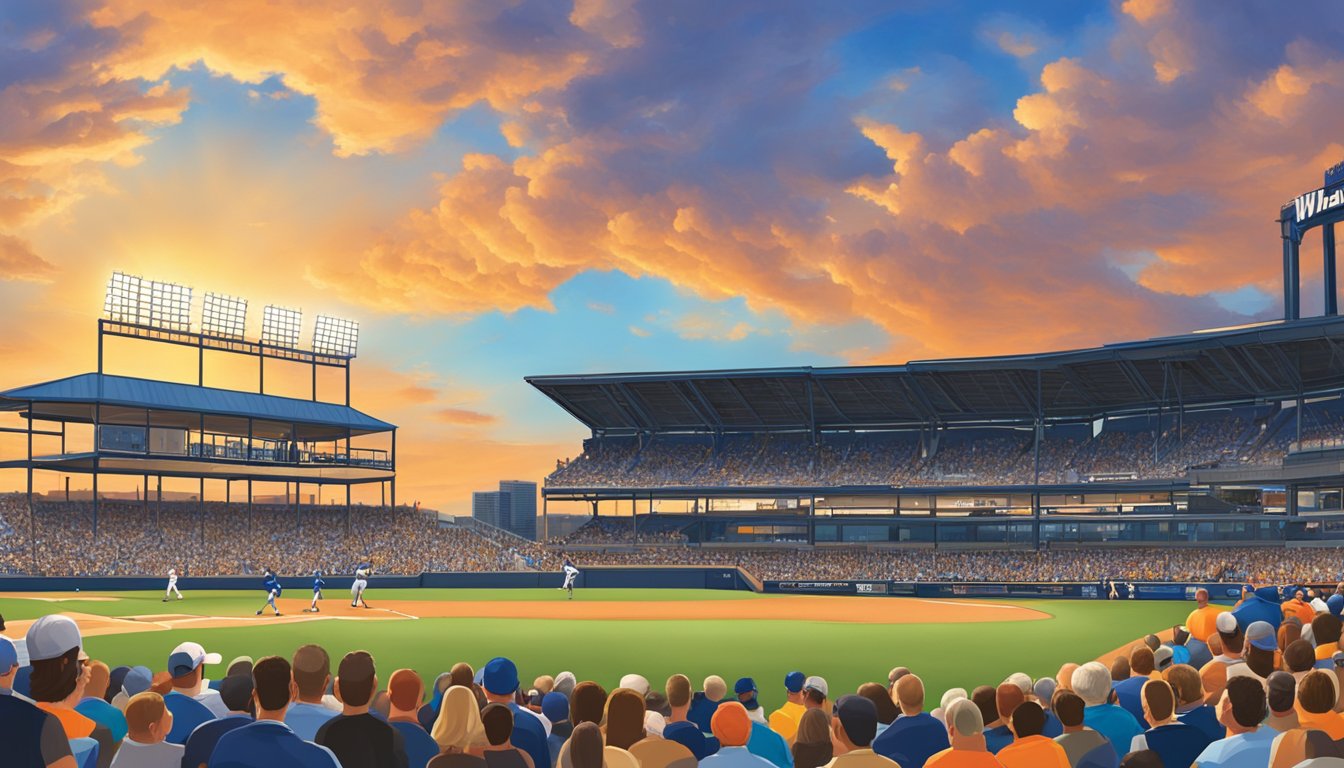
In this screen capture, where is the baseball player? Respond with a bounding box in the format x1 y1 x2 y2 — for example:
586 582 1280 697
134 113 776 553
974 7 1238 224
351 561 372 608
559 558 580 600
163 568 183 602
256 569 282 616
304 570 325 613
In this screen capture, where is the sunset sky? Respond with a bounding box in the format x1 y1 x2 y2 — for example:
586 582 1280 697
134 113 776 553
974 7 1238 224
3 0 1344 514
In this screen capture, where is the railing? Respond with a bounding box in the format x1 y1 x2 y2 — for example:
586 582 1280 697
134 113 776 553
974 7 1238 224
1290 437 1344 454
96 425 392 469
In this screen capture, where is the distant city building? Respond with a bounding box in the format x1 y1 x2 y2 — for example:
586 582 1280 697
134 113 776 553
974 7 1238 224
472 480 538 540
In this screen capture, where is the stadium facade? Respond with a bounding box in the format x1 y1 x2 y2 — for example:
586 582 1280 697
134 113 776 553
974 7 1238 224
529 166 1344 551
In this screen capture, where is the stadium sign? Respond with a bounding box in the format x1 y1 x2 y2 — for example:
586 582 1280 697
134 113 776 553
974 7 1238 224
1292 185 1344 224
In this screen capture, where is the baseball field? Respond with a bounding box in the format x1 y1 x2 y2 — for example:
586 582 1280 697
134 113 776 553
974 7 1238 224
0 588 1199 699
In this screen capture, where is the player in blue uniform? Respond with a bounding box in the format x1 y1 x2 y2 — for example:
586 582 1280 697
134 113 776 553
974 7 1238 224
256 569 282 616
304 570 325 613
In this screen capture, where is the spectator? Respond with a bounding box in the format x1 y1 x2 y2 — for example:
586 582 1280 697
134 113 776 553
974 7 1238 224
1296 670 1344 739
1127 679 1207 768
792 709 834 768
1200 613 1247 703
542 693 571 768
1241 622 1277 680
931 688 966 728
629 701 696 768
769 672 807 743
924 698 1001 768
315 651 409 768
566 723 603 768
27 615 117 768
1186 590 1218 665
874 674 946 768
1052 691 1115 768
983 684 1022 754
1056 665 1078 694
113 666 152 712
208 655 340 768
286 644 338 741
570 682 607 728
969 687 999 749
735 678 768 726
165 644 223 744
389 668 440 768
480 704 534 768
1284 639 1315 682
619 675 651 698
664 675 714 760
1072 662 1142 755
1313 613 1343 664
744 694 792 768
604 688 646 750
803 678 829 713
703 702 775 768
856 683 898 737
1191 676 1275 767
420 673 457 733
1264 672 1298 732
822 695 894 768
110 691 180 768
995 701 1066 768
428 686 487 768
75 661 128 743
480 658 548 768
104 666 129 706
1164 664 1222 744
183 674 255 768
692 676 729 734
1112 648 1153 724
0 633 75 768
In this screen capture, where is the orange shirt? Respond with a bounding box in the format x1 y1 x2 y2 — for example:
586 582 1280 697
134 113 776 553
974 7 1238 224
1299 710 1344 740
35 702 96 739
924 747 1005 768
1316 642 1339 662
1187 606 1220 642
1288 599 1315 624
996 736 1069 768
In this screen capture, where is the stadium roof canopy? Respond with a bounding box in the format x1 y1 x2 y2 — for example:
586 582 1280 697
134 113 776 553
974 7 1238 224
0 373 395 440
527 316 1344 433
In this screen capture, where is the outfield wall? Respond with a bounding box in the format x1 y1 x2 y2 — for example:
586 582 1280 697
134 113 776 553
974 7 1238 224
763 580 1256 600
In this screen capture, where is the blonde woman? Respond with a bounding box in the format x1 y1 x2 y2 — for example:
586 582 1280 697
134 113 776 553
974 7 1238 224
430 686 488 768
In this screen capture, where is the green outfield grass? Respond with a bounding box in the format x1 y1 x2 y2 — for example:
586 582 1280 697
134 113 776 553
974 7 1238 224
0 590 1193 703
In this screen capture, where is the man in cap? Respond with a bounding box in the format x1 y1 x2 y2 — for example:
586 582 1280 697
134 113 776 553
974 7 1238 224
182 674 254 768
1264 671 1299 733
285 644 339 740
824 695 897 768
702 702 775 768
542 692 573 767
164 642 222 743
1199 612 1248 702
802 676 828 712
26 614 117 768
925 698 999 768
875 673 947 768
314 651 408 768
1329 593 1344 618
768 672 807 742
1151 647 1174 675
208 655 340 768
735 678 767 725
170 641 228 716
481 657 548 768
0 631 76 768
620 674 651 698
113 666 153 711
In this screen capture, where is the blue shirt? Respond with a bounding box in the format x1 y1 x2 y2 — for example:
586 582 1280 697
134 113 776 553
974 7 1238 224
700 745 777 768
1192 728 1277 768
76 695 128 742
873 712 948 768
664 720 717 760
1041 711 1063 739
209 720 340 768
0 693 61 768
1178 704 1225 744
313 577 325 593
1111 677 1148 724
183 714 253 768
984 725 1012 754
166 691 217 745
689 693 722 734
264 576 281 596
391 720 439 768
1133 721 1209 768
1082 703 1143 754
747 721 792 768
285 702 339 742
507 702 549 768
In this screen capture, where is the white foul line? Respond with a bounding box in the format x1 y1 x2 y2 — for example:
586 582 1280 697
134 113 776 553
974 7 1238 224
913 598 1035 610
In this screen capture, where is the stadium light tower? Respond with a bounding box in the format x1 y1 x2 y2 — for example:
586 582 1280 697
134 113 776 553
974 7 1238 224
201 292 248 340
104 271 193 332
313 315 359 358
261 305 302 349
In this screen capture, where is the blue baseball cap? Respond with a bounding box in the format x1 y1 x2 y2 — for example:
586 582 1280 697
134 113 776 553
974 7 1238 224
1329 594 1344 617
482 657 519 695
785 671 805 693
0 636 17 671
542 691 569 723
123 666 153 696
734 677 757 696
1246 621 1277 652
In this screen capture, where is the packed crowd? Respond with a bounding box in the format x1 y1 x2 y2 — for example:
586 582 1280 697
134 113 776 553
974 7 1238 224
547 405 1344 490
553 518 689 547
14 585 1344 768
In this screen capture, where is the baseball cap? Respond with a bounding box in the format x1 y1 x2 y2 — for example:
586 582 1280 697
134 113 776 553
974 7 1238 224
106 666 130 703
123 666 153 696
734 677 757 696
785 671 805 693
26 615 82 661
219 674 254 712
553 671 577 697
710 702 752 747
1153 646 1174 669
1215 612 1238 634
804 675 828 698
1330 594 1344 617
0 635 17 670
168 641 222 677
834 695 878 746
542 691 569 723
482 657 519 695
620 674 650 696
1246 621 1277 652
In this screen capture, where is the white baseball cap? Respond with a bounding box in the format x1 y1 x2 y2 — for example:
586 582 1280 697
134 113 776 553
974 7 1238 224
803 675 829 698
26 615 83 662
168 641 222 677
1215 612 1238 634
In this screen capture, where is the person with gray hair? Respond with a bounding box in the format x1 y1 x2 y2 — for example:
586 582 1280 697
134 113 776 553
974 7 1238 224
552 673 576 699
1072 662 1142 755
924 698 997 767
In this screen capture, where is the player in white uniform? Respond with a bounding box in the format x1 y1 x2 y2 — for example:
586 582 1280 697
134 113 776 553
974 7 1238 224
560 559 580 600
351 561 372 608
163 568 183 602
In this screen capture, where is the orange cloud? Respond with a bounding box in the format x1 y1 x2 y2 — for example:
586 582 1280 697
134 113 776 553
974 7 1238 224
435 407 499 426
